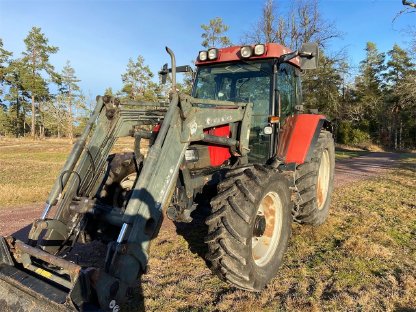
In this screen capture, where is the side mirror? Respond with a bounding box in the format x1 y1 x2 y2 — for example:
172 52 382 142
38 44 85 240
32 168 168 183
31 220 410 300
176 65 193 73
159 64 193 85
299 43 319 70
159 63 169 84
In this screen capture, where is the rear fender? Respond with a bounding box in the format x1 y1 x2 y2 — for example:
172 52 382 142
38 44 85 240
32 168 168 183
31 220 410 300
276 114 332 165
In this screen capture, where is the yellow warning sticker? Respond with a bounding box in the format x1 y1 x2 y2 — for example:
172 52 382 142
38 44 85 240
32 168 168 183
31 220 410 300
35 268 53 279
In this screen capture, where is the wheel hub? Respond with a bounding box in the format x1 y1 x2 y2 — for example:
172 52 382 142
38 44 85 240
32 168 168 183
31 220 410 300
252 191 283 267
253 215 266 237
317 149 330 210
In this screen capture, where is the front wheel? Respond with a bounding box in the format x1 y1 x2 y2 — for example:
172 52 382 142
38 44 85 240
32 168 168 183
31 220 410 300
205 165 292 291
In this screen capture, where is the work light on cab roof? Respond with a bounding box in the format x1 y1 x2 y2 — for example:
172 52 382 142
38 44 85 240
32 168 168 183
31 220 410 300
199 43 267 62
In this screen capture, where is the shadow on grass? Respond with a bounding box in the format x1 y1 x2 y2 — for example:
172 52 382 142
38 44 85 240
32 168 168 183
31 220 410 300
11 223 32 240
174 202 210 262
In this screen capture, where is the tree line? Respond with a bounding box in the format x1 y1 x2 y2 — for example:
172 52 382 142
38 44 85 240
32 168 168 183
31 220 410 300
0 27 86 141
201 0 416 149
1 0 415 149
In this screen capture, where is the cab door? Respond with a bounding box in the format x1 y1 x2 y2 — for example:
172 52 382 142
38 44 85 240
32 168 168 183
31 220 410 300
236 75 272 163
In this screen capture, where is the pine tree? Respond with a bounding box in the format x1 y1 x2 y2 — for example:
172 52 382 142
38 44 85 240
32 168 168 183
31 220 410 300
21 27 59 138
352 42 385 142
59 61 80 143
3 59 32 137
201 17 231 48
121 55 156 101
384 44 415 149
0 38 13 90
384 44 414 87
302 52 346 121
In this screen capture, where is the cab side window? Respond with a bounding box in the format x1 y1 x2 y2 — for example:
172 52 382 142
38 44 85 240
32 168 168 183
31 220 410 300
278 63 299 117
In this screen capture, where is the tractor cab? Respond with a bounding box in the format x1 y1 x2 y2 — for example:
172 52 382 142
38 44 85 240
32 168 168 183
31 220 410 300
192 43 317 162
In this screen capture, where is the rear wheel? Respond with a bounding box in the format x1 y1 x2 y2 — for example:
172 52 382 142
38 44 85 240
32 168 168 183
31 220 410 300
100 152 139 209
205 165 292 291
86 153 139 243
292 130 335 225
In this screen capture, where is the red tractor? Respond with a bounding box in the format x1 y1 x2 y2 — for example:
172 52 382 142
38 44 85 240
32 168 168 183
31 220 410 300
0 43 334 311
188 43 335 290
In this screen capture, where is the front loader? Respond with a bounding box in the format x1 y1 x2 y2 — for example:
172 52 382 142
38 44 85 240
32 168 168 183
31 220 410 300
0 43 335 311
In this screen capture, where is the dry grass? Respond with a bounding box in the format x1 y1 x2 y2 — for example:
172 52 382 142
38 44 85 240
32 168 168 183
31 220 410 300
0 139 415 311
0 137 137 209
0 139 71 208
139 164 416 311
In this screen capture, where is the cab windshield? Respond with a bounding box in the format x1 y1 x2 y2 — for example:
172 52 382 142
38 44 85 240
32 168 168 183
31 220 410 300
192 60 273 162
192 60 273 104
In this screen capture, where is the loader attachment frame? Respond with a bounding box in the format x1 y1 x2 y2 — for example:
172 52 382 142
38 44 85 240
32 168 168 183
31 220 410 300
0 87 252 310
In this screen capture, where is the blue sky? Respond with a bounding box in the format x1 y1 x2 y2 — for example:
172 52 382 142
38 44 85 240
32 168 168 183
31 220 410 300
0 0 414 99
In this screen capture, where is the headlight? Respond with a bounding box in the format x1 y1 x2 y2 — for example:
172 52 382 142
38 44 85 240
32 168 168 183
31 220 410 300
240 46 253 58
263 126 273 135
254 44 265 56
199 51 208 61
185 148 199 162
208 48 218 60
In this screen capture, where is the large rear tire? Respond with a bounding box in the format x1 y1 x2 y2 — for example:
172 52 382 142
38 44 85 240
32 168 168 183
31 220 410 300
100 152 139 209
292 130 335 225
205 165 292 291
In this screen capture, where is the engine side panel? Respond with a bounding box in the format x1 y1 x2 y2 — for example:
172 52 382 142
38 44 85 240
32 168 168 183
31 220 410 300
206 125 231 166
277 114 326 165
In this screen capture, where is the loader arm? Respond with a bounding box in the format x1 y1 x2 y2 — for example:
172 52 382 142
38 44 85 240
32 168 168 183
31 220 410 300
0 91 252 311
94 93 252 309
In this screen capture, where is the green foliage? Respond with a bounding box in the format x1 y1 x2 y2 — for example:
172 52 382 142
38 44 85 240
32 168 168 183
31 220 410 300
302 51 346 119
121 55 157 101
59 61 80 95
104 87 114 96
0 38 13 85
57 61 82 140
21 26 59 96
350 129 371 145
201 17 231 48
384 44 414 85
336 121 353 144
0 108 12 136
21 27 59 137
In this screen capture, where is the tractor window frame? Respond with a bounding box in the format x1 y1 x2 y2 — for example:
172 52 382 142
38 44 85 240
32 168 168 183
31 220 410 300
277 63 301 117
192 60 275 163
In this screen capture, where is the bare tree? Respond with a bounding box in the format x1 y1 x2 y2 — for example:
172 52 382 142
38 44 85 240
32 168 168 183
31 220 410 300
395 0 416 21
244 0 340 50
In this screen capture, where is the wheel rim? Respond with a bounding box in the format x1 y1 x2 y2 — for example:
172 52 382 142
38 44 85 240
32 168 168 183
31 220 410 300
252 191 283 267
317 149 330 210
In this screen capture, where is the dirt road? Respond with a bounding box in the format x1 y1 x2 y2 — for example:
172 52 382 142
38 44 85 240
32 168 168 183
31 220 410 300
334 152 399 187
0 152 400 237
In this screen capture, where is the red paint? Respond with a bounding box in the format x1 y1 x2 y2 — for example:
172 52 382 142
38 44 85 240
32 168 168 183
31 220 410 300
205 125 231 166
277 114 325 164
196 43 300 68
152 124 161 133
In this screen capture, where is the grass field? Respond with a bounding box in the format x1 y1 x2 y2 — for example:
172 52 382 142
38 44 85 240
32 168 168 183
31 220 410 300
0 138 415 311
0 139 370 208
0 138 135 208
142 164 416 311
